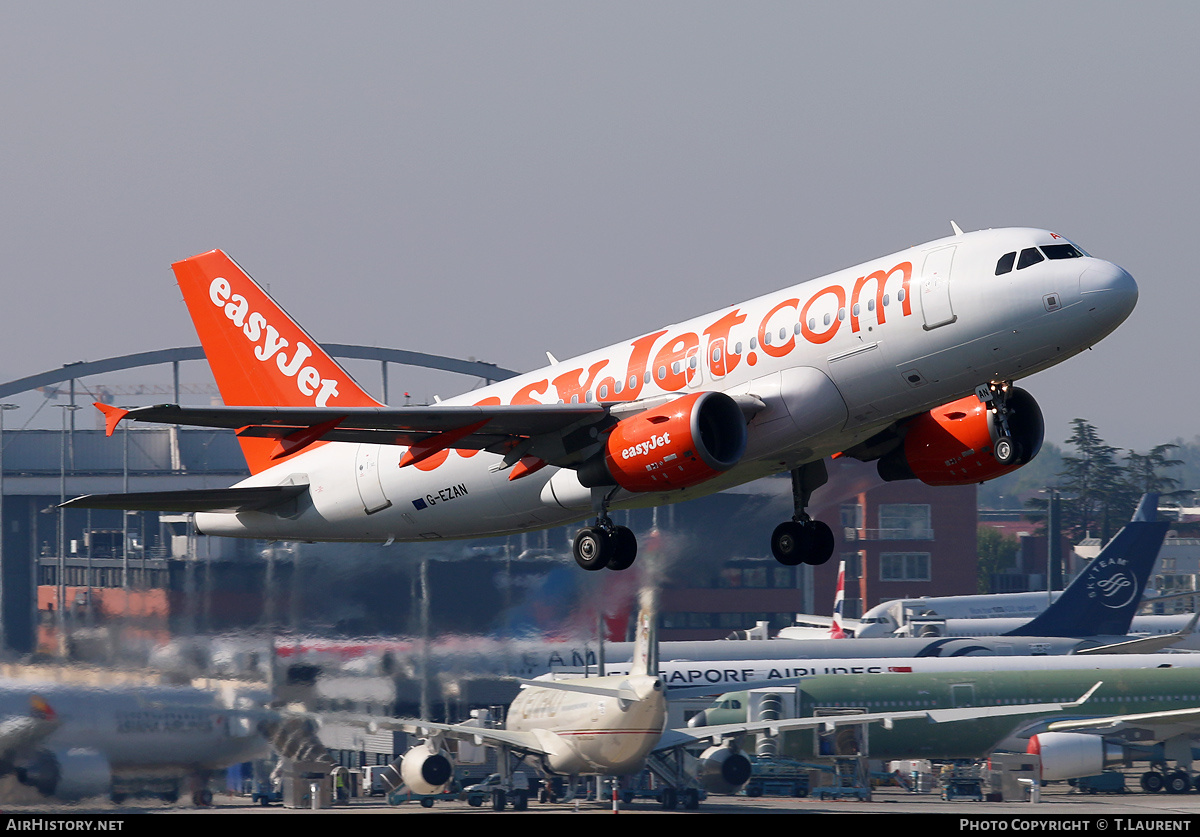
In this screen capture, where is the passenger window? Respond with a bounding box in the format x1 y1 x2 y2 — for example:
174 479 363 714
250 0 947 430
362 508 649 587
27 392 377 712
995 252 1016 275
1017 248 1044 270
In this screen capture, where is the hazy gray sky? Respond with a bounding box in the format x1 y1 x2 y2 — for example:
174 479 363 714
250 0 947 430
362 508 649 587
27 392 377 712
1 2 1195 453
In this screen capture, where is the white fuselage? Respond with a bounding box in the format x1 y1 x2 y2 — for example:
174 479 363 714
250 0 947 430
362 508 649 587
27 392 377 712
918 613 1200 645
0 683 268 774
504 674 667 776
854 591 1064 637
196 227 1137 542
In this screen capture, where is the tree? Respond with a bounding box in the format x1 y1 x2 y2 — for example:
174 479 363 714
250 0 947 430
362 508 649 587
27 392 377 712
1125 443 1184 495
977 526 1019 593
1056 419 1127 542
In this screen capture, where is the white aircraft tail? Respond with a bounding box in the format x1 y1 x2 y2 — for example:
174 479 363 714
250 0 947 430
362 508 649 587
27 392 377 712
629 586 658 677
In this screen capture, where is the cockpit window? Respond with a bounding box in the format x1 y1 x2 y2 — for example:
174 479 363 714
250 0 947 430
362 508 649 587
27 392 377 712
1017 248 1045 270
1041 243 1085 260
995 252 1016 275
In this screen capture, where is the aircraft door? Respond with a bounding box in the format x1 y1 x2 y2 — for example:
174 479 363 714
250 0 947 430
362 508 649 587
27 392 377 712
354 444 392 514
949 683 977 708
919 246 957 329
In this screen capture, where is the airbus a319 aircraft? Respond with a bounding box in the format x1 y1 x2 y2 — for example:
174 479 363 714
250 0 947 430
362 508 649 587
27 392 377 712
66 225 1137 570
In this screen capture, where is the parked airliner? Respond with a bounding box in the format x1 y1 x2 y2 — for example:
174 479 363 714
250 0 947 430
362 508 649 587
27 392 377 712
347 594 1092 810
65 226 1136 570
0 681 269 805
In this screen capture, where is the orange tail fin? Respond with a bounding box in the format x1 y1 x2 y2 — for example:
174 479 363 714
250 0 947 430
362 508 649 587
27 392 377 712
172 250 382 473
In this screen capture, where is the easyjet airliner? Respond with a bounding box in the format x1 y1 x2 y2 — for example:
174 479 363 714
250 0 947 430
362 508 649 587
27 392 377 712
65 225 1137 571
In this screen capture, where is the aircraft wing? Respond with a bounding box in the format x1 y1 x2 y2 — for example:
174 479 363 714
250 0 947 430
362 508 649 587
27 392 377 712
1046 706 1200 741
1074 613 1200 655
89 395 764 470
334 716 547 757
662 683 1102 751
96 402 608 448
60 485 308 512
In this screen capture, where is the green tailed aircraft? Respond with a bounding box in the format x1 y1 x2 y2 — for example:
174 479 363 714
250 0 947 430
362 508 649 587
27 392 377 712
692 664 1200 792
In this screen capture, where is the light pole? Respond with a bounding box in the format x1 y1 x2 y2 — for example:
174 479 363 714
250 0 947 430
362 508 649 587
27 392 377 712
57 404 80 656
0 403 18 653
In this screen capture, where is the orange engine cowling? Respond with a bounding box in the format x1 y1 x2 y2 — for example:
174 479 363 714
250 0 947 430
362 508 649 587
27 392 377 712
578 391 747 492
878 387 1043 486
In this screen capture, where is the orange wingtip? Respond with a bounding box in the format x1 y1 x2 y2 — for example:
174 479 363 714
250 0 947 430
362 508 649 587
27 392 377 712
95 402 129 437
30 694 55 721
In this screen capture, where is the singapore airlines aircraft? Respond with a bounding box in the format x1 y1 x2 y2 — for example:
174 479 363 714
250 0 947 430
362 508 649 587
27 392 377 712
65 225 1137 571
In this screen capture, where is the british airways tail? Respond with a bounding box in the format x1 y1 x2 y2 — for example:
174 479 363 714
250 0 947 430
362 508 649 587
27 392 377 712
171 250 383 473
830 560 848 639
1009 494 1168 638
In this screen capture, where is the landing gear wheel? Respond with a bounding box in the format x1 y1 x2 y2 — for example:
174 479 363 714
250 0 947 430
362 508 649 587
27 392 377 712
681 788 700 809
511 790 528 810
993 435 1019 465
1141 772 1164 793
491 788 507 810
771 521 811 566
806 520 835 565
771 520 835 566
573 527 611 571
606 526 638 571
1166 771 1192 794
661 787 677 810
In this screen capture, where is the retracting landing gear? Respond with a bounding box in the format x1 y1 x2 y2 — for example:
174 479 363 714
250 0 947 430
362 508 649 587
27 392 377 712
573 489 637 572
976 381 1019 465
771 461 835 567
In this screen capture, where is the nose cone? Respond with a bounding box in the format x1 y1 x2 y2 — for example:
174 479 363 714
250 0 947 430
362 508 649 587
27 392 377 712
1080 261 1138 334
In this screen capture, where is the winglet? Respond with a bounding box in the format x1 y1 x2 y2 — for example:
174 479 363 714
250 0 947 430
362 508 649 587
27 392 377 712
30 694 56 721
1065 681 1103 709
95 402 129 437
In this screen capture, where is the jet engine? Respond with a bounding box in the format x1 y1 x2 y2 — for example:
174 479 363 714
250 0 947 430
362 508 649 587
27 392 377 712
1026 732 1127 782
578 391 747 491
16 748 112 800
877 387 1043 485
398 740 454 795
696 743 753 795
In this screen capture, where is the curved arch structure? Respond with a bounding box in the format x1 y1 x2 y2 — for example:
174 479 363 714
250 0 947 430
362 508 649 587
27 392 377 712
0 345 519 402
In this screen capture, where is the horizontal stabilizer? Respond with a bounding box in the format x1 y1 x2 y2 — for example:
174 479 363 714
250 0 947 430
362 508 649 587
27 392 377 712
60 484 308 513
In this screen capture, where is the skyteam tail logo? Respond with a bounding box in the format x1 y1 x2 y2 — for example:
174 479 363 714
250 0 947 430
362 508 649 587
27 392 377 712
1086 555 1139 610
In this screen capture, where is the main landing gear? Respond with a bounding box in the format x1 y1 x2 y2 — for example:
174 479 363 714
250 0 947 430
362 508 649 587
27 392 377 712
771 462 835 567
574 490 638 572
